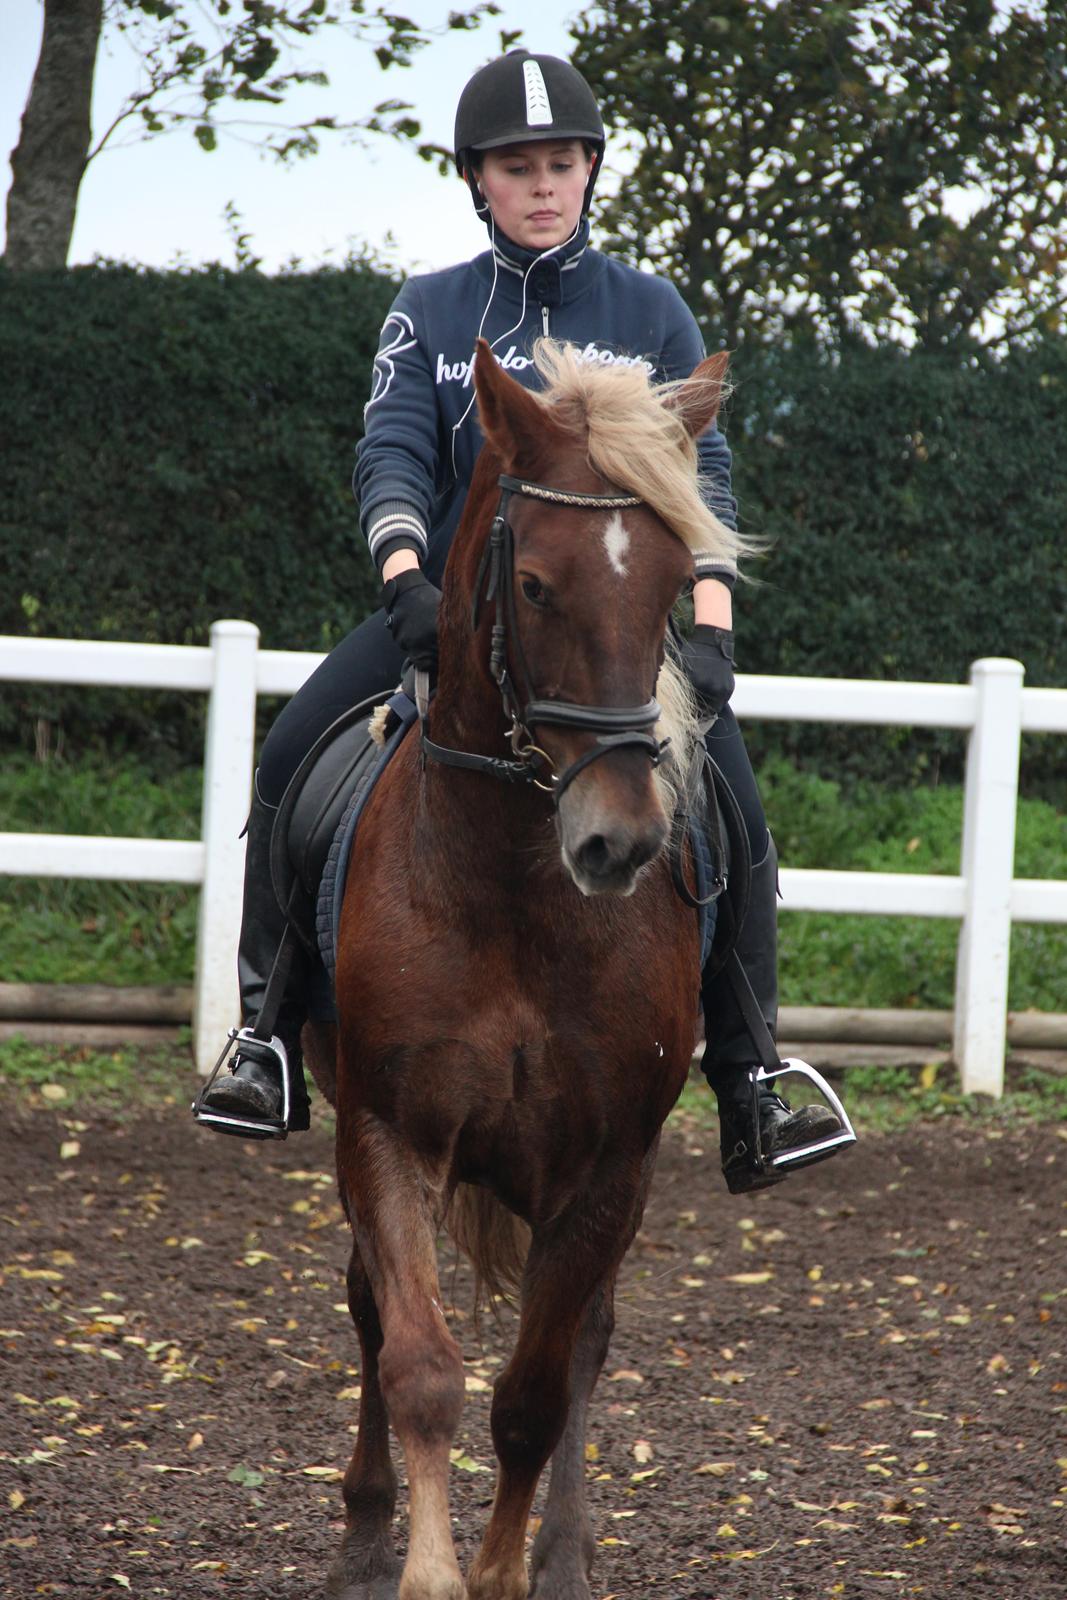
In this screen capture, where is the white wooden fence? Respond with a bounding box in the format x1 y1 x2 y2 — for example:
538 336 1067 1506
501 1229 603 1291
1 622 1065 1095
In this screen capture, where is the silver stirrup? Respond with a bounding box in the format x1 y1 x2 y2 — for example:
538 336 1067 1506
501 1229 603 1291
753 1058 857 1172
191 1027 292 1141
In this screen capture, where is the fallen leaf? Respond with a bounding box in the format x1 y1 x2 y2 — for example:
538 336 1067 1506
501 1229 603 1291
726 1271 773 1285
59 1140 81 1161
694 1461 735 1477
607 1369 644 1383
632 1440 653 1464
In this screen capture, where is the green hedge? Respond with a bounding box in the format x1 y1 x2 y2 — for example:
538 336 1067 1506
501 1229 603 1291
1 266 1064 781
724 340 1067 786
0 263 396 758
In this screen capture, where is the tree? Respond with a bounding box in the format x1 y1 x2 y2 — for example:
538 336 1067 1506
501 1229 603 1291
573 0 1067 350
5 0 501 271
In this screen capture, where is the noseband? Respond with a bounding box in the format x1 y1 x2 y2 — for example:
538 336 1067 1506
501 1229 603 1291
420 472 670 805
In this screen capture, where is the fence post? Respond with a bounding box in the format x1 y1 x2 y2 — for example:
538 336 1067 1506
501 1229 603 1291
953 657 1024 1097
193 621 260 1074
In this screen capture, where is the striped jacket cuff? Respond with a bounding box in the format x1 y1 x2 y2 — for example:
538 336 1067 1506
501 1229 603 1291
366 501 429 570
693 555 737 589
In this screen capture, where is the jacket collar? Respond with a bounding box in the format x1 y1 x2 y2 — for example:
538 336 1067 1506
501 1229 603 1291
484 218 591 308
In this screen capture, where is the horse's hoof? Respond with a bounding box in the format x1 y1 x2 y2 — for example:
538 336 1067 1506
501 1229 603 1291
325 1577 400 1600
326 1546 401 1600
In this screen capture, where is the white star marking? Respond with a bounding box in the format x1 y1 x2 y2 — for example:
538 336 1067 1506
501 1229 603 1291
602 511 630 578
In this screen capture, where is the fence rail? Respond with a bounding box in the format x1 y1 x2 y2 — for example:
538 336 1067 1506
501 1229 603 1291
2 623 1065 1095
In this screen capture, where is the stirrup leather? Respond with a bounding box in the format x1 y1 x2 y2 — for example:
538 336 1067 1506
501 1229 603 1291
191 1028 292 1141
748 1059 857 1176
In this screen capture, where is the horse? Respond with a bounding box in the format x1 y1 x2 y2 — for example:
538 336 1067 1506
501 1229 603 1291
302 336 735 1600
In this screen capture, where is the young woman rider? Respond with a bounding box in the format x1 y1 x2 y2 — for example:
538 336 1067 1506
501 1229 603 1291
198 49 849 1195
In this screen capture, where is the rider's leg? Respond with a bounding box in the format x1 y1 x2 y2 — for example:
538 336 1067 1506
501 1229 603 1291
199 611 405 1135
199 773 311 1128
700 708 845 1194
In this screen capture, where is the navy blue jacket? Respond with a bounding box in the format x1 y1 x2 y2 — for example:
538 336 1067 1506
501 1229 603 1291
353 221 737 586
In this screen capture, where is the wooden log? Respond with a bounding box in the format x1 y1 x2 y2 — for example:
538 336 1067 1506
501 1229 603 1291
0 982 192 1023
1 985 1066 1051
777 1006 953 1044
0 1021 186 1048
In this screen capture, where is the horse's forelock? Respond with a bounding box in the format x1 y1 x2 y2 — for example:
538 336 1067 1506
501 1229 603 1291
531 340 744 574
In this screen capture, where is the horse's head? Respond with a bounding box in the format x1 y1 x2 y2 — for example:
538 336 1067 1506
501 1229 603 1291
449 338 733 897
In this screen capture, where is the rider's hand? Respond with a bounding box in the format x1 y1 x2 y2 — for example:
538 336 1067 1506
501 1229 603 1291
680 624 735 716
382 568 442 671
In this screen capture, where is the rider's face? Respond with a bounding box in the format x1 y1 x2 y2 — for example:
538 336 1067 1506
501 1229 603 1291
475 140 595 250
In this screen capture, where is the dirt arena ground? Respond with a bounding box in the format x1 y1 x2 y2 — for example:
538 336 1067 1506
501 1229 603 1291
2 1080 1064 1599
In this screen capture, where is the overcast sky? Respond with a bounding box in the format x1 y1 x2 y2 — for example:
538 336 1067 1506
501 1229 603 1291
2 0 585 275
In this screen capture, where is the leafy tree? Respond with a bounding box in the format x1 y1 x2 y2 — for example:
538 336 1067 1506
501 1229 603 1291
5 0 500 271
573 0 1067 350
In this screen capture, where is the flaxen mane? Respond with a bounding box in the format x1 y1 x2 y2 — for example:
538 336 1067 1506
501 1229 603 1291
530 337 742 573
531 339 735 805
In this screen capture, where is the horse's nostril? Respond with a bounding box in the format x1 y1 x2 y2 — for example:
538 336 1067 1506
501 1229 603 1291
577 834 612 876
575 828 662 883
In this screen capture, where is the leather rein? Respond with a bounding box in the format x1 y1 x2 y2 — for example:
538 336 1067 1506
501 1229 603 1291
420 472 669 806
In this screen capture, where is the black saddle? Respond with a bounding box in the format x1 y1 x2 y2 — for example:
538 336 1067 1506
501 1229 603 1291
269 687 415 960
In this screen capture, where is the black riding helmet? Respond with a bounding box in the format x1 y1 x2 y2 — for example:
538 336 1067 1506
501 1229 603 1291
454 49 606 217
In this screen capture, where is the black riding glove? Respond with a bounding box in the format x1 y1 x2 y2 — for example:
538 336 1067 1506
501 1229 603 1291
680 625 736 716
382 568 442 671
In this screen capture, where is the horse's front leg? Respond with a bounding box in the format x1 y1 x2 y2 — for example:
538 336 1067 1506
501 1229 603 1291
326 1242 402 1600
529 1143 656 1599
337 1108 467 1600
467 1180 640 1600
527 1280 616 1600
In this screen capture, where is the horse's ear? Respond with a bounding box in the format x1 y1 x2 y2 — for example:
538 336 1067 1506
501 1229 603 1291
663 351 731 440
473 338 552 464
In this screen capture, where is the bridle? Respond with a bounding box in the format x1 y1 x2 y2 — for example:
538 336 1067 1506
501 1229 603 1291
420 472 670 805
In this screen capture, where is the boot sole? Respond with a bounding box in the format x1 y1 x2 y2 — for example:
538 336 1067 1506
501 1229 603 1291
201 1081 281 1120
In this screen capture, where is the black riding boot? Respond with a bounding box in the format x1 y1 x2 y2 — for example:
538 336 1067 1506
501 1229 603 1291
701 835 844 1194
196 776 311 1137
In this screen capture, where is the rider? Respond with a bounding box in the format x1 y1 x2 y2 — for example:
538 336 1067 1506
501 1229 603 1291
197 48 849 1195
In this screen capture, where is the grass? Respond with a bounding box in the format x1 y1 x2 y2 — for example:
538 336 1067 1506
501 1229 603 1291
0 750 1064 1010
760 757 1067 1012
0 756 201 984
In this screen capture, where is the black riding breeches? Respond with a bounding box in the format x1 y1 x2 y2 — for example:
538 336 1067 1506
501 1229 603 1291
257 609 405 807
705 706 769 865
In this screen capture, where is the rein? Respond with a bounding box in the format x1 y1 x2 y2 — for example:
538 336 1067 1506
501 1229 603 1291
421 472 670 806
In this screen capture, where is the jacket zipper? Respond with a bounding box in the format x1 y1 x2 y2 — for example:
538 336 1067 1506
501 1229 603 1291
541 304 550 336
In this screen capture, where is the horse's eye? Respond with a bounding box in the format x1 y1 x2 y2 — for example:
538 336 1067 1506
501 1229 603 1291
521 576 548 607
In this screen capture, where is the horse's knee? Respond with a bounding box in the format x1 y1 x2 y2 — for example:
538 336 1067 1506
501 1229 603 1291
378 1322 464 1443
490 1364 566 1477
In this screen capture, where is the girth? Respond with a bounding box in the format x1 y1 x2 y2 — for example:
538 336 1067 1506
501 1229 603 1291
421 472 668 803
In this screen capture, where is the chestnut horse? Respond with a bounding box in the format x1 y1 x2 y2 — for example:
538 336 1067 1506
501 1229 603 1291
305 338 735 1600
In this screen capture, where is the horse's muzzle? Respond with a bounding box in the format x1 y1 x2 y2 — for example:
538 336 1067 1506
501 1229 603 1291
559 807 668 897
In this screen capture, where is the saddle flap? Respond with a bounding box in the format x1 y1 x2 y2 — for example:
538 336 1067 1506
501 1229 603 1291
269 689 394 949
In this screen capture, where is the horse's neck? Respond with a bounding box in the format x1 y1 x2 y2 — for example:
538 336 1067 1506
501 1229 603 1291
413 657 555 891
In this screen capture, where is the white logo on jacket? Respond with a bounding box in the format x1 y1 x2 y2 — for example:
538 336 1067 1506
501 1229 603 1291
435 343 656 389
365 312 417 413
